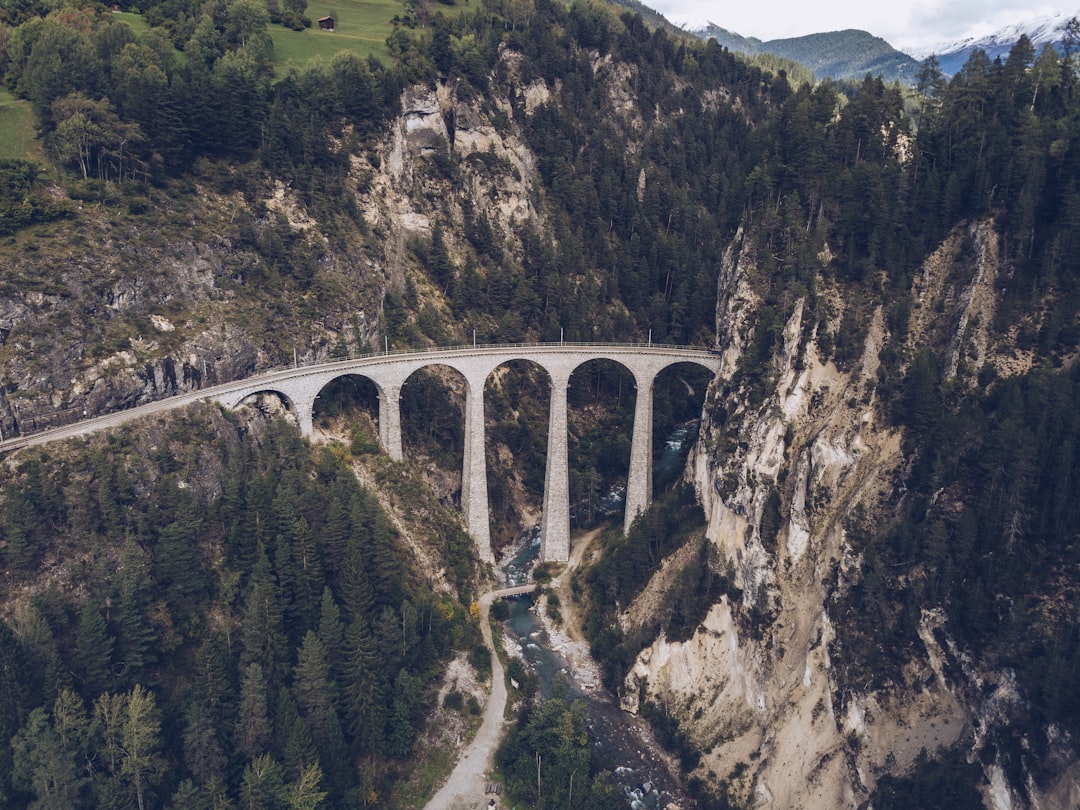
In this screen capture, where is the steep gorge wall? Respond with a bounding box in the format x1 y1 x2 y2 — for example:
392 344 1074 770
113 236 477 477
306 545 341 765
621 220 1080 808
0 64 549 438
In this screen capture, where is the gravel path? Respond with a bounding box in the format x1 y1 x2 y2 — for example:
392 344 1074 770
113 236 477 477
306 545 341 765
423 529 605 810
424 589 520 810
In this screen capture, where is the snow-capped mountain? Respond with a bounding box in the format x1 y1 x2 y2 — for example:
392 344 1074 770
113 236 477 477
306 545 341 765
687 9 1079 82
909 11 1078 74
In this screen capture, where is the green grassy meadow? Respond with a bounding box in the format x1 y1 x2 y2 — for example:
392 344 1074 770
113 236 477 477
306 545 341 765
271 0 407 67
0 90 46 164
112 10 151 36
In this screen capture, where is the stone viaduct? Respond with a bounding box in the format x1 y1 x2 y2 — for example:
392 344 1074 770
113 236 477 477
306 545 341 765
0 344 721 562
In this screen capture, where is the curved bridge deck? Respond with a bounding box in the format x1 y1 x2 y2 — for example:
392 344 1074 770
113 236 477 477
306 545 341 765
0 342 722 562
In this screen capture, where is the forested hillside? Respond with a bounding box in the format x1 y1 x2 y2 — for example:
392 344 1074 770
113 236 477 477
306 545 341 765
0 406 482 807
1 0 1079 806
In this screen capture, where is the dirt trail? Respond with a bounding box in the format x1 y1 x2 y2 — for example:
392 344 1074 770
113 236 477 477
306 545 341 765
424 590 508 810
550 527 601 643
423 531 602 810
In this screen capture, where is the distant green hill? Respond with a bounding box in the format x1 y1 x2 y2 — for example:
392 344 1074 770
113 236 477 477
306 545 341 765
693 22 766 55
695 24 920 83
766 29 919 82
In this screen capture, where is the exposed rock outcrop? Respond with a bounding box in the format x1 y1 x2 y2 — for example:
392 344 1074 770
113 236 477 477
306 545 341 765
624 220 1078 808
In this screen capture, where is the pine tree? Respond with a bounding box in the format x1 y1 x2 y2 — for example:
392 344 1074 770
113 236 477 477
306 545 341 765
2 523 36 574
272 524 298 641
341 619 384 754
167 778 203 810
430 223 455 292
193 634 233 725
284 761 327 810
338 544 375 626
235 663 272 761
291 518 324 633
11 707 87 810
370 509 403 607
75 597 114 698
240 752 286 810
240 545 289 688
291 629 348 794
373 606 403 673
384 695 414 760
183 700 227 786
112 541 158 686
92 691 126 778
292 631 335 739
153 515 208 620
315 588 343 680
319 493 350 575
120 684 166 810
52 688 89 755
274 688 317 781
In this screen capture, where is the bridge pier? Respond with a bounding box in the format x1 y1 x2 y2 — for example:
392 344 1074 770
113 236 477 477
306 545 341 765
461 373 494 562
541 368 571 561
624 367 657 534
378 383 403 461
295 395 315 438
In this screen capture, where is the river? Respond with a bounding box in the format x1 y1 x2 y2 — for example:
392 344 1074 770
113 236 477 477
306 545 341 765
499 591 691 809
492 422 700 809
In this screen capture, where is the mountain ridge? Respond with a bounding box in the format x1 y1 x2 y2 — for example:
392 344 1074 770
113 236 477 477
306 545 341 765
692 24 920 83
692 8 1080 80
911 9 1080 75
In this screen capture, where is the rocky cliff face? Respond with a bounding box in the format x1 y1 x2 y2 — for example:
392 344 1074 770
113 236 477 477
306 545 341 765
0 64 546 440
358 76 542 286
621 219 1080 808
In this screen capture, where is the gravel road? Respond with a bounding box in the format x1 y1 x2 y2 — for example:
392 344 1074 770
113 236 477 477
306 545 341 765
424 591 511 810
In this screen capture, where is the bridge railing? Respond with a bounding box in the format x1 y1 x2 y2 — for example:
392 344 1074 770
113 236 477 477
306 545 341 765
291 340 716 367
0 341 720 449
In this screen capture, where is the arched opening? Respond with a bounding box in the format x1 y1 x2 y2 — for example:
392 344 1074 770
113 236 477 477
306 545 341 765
236 390 296 425
399 365 466 506
651 362 714 493
484 360 551 553
567 359 636 529
312 374 380 452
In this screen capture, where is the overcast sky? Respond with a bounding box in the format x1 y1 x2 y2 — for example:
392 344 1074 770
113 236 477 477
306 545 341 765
647 1 1075 52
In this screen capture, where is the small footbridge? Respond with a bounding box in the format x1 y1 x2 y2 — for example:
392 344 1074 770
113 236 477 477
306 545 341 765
490 585 538 599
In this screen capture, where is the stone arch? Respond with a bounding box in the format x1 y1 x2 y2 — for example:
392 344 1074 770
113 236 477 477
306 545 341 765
399 362 468 491
234 389 300 427
654 357 719 380
483 359 554 551
564 358 639 531
312 373 381 448
650 360 715 493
